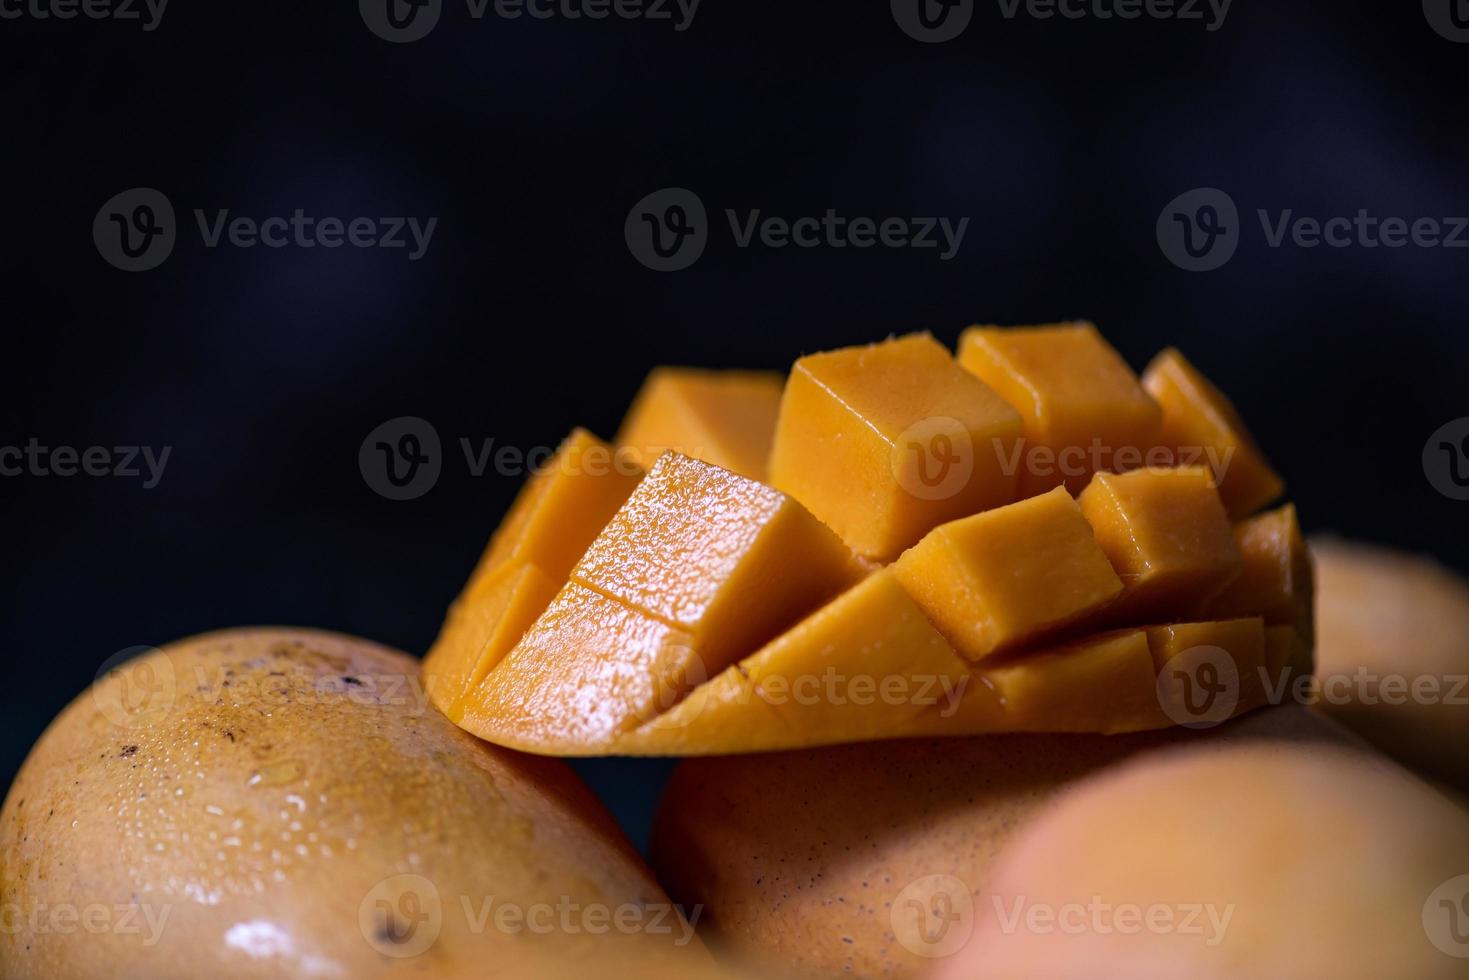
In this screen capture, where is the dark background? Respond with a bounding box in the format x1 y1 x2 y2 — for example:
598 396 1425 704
3 0 1466 851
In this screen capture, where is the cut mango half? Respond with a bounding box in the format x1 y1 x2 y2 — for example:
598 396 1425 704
423 328 1310 755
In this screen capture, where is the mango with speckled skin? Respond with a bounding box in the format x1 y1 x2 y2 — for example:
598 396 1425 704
0 628 714 979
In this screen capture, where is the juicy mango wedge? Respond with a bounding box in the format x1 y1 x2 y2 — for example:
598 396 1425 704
425 327 1310 755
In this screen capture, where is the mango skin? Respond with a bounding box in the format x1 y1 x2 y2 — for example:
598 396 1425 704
948 741 1469 980
0 628 703 980
1311 538 1469 790
652 706 1351 979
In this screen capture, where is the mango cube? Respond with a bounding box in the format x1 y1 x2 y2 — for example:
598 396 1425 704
572 452 859 677
736 570 971 743
972 630 1163 734
458 583 699 750
957 323 1162 496
1146 618 1268 722
1204 503 1314 638
893 487 1123 661
1142 348 1284 519
616 368 784 481
1079 466 1242 623
768 333 1023 561
424 561 560 714
464 428 642 592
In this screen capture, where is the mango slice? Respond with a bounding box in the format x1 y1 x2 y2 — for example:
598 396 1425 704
1142 348 1284 519
571 451 859 673
426 328 1312 756
1205 503 1315 640
1078 466 1242 623
616 367 784 481
423 428 641 715
465 428 643 587
893 487 1123 661
768 333 1023 561
425 561 561 711
957 322 1162 496
968 630 1163 735
1147 618 1268 722
458 582 699 752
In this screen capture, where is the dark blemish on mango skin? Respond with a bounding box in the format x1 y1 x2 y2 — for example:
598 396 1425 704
119 746 138 758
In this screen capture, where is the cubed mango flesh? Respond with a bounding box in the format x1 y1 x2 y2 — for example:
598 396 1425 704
423 561 560 714
1078 466 1242 624
768 333 1023 561
1205 503 1314 640
1142 348 1284 519
457 582 699 751
1146 618 1268 723
572 452 859 678
893 487 1123 661
936 630 1164 735
957 323 1161 496
735 570 971 744
464 428 643 592
616 368 784 482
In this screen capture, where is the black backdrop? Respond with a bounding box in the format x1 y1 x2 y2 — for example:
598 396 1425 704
3 0 1467 848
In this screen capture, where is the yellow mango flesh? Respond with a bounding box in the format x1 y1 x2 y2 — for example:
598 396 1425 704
1147 617 1269 722
893 486 1123 660
1142 347 1284 519
616 367 784 481
1079 465 1242 624
429 333 1311 756
572 451 858 673
940 630 1163 735
462 427 642 591
1206 502 1315 640
957 322 1162 496
425 561 560 712
768 332 1022 561
457 582 699 752
423 428 641 717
